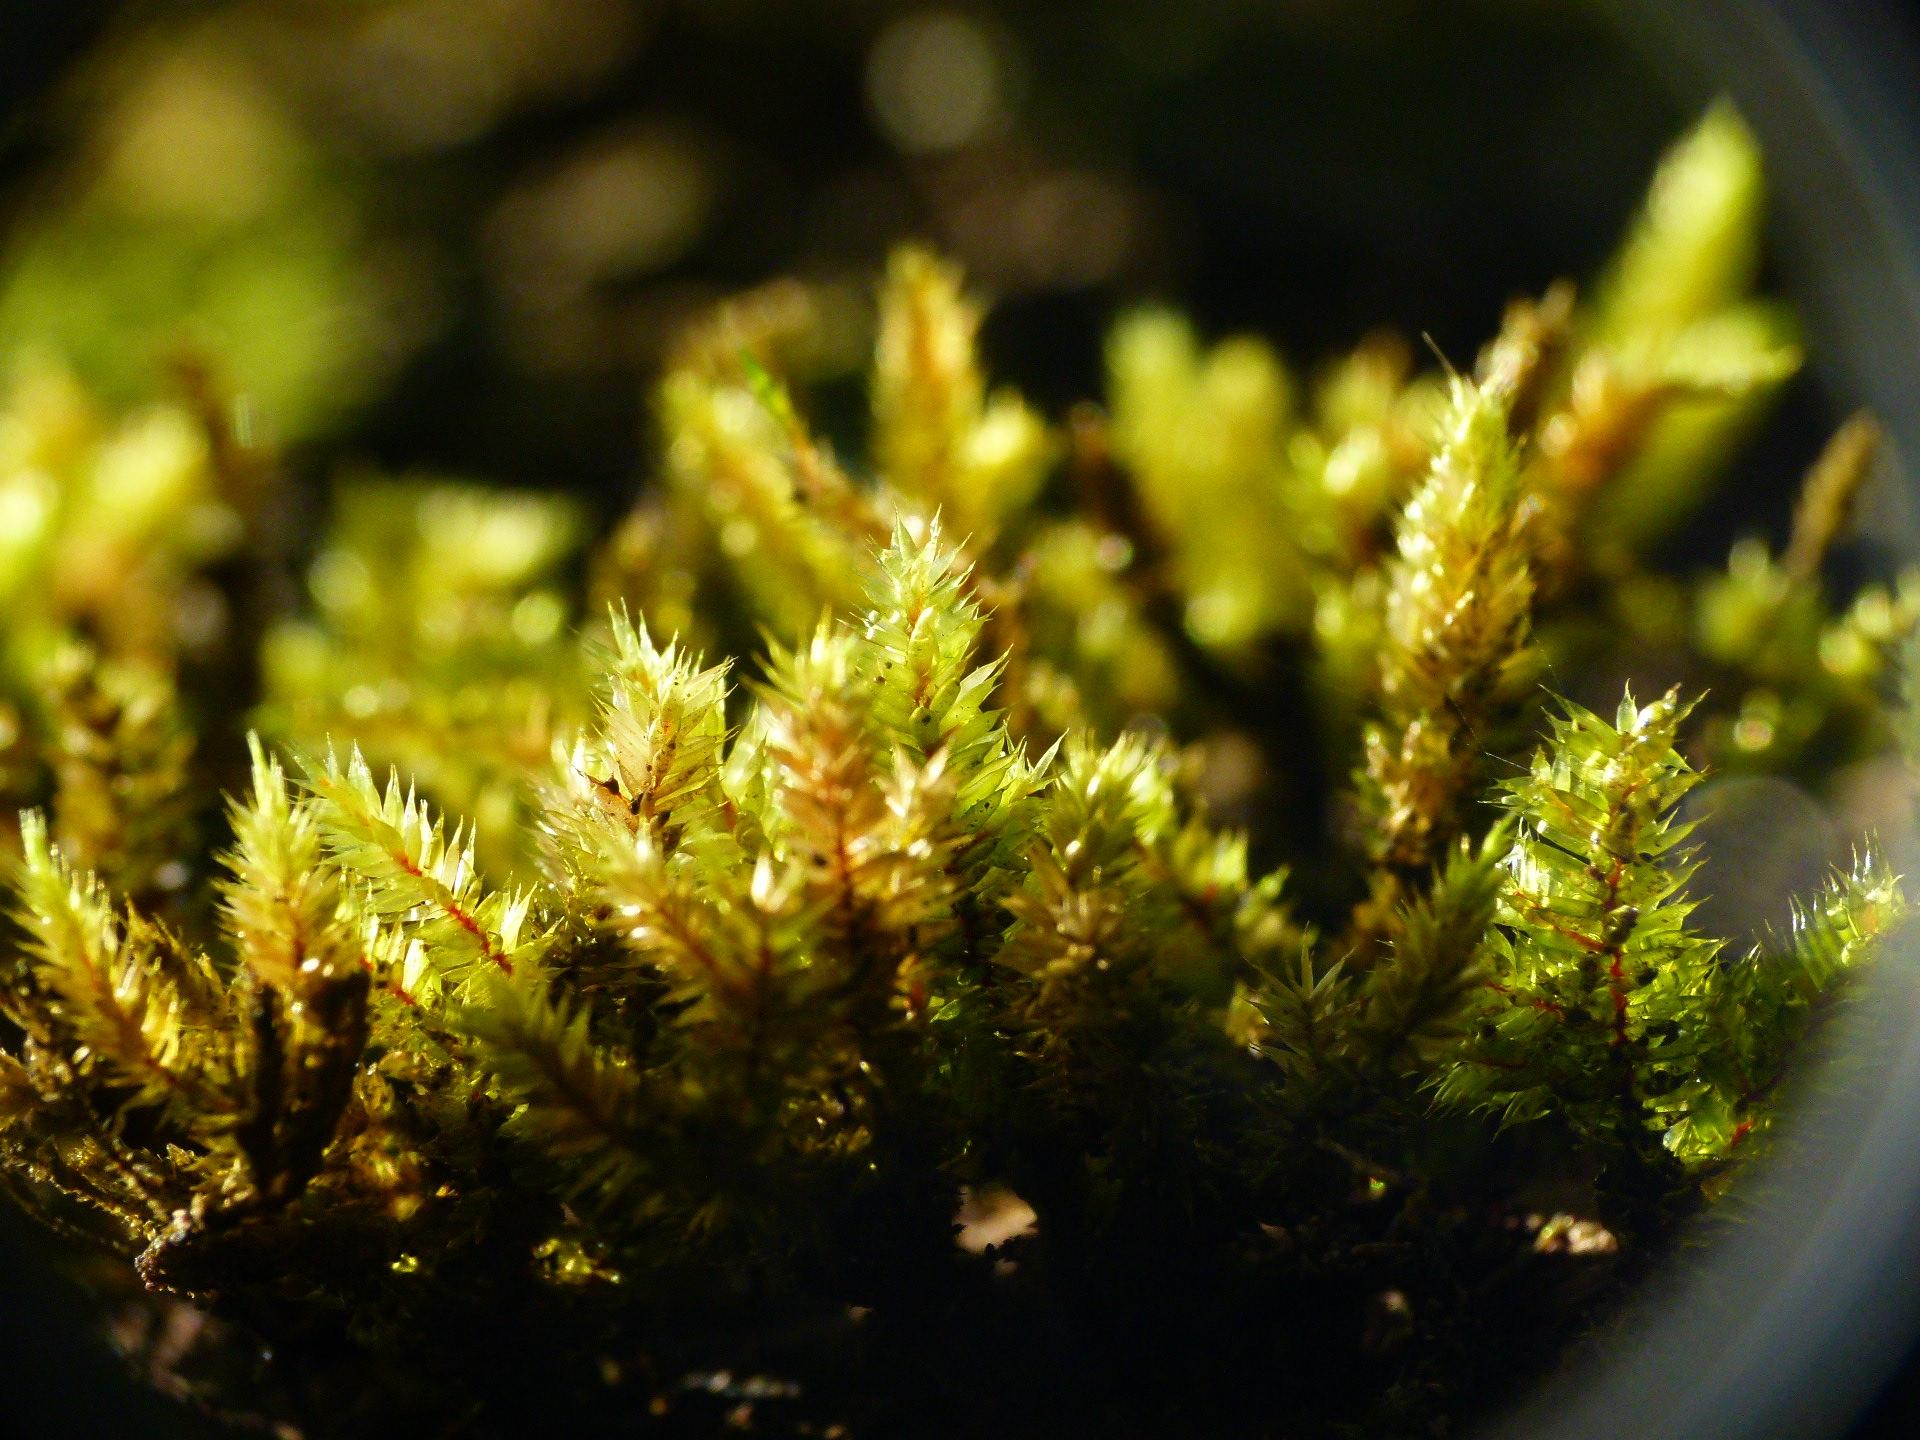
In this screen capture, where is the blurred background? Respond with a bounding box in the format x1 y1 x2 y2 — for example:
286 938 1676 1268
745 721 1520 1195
1 0 1918 1435
0 0 1766 505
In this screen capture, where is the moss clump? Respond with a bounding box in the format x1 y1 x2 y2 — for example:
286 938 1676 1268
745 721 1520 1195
0 107 1914 1438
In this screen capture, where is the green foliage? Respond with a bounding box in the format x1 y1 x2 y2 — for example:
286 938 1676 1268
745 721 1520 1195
1583 103 1802 555
40 643 197 900
0 363 240 676
12 810 237 1126
260 479 588 876
458 979 648 1206
0 37 406 439
306 745 547 1009
1105 307 1309 649
0 105 1915 1440
1438 695 1717 1185
1683 854 1906 1161
1352 826 1509 1074
873 248 1056 542
1353 372 1536 939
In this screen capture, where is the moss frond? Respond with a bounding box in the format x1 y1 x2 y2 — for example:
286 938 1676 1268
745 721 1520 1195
1350 373 1538 947
12 811 234 1122
306 746 546 1006
221 735 357 992
874 246 1055 541
1353 825 1508 1073
460 977 649 1205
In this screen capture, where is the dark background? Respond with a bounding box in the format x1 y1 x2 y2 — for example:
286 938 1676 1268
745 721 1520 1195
1 2 1917 1436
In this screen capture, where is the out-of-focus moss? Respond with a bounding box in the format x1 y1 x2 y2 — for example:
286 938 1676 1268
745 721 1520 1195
0 40 410 442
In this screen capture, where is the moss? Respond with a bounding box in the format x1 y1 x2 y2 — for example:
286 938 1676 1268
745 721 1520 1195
0 106 1914 1438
